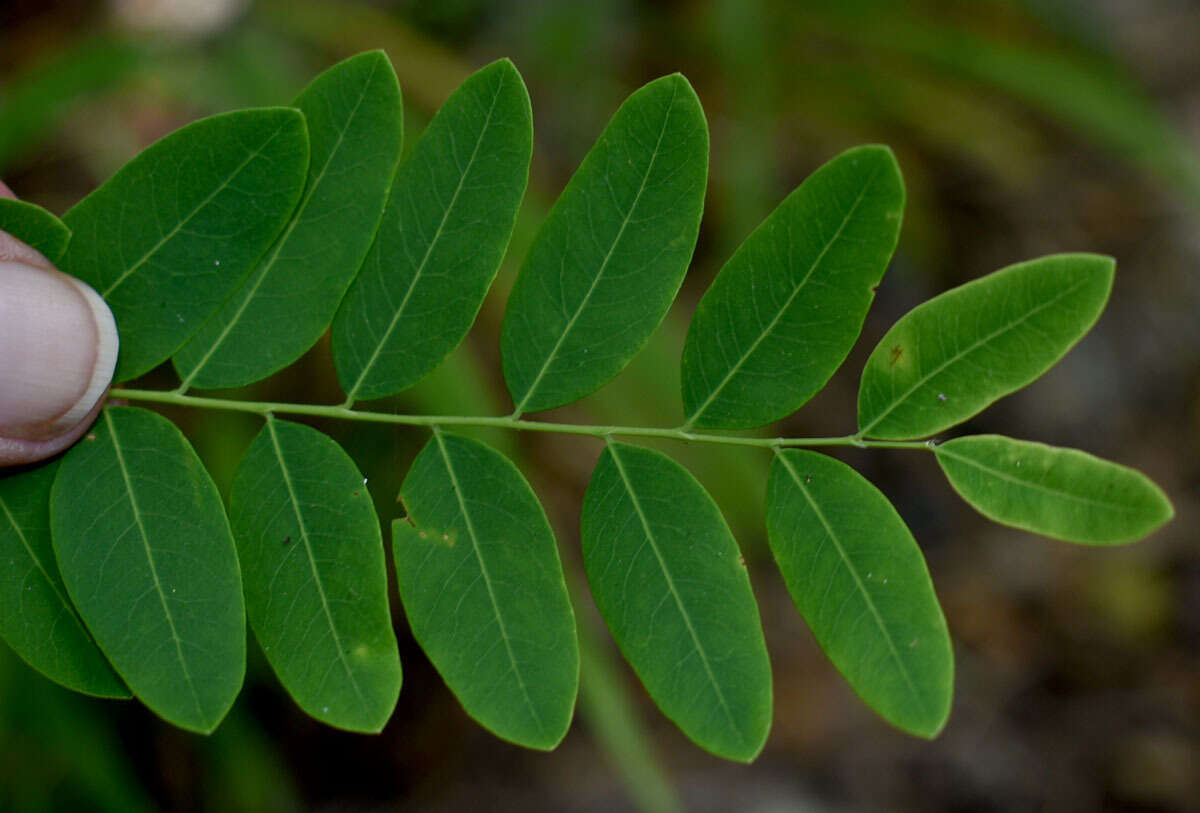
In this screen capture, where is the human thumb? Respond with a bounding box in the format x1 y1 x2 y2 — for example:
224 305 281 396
0 181 119 466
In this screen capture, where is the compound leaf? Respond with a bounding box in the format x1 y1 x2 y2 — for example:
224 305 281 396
935 435 1173 544
682 145 904 429
0 461 127 698
581 442 771 762
60 108 309 381
767 450 952 738
394 432 577 750
230 419 400 732
0 197 71 263
175 51 403 390
502 74 708 415
333 58 531 403
50 407 245 733
858 253 1114 440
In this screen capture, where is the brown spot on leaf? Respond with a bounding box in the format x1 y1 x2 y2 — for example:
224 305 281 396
889 345 904 365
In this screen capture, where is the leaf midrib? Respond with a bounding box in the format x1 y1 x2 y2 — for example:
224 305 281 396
266 418 369 715
511 81 679 416
859 275 1094 438
98 118 293 299
776 452 929 721
606 442 747 752
179 61 381 389
937 444 1142 513
0 492 89 634
432 430 544 735
684 161 882 428
343 70 504 405
105 410 205 722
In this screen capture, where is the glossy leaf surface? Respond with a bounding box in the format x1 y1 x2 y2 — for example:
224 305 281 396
0 198 71 263
333 58 531 402
231 419 400 732
50 407 245 732
935 435 1173 544
0 462 126 698
175 51 402 390
858 253 1114 439
394 432 577 749
502 74 708 414
767 450 952 737
60 108 309 381
682 145 904 429
581 442 771 762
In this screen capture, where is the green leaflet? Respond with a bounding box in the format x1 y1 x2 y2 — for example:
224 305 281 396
858 253 1115 440
394 432 577 750
50 407 245 733
332 58 531 403
935 435 1173 544
0 198 71 263
230 419 401 732
501 74 708 415
682 145 905 429
767 450 952 738
581 442 771 762
174 51 403 390
0 462 126 698
60 108 309 382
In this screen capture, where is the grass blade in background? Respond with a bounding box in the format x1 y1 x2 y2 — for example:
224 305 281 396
0 462 127 699
174 51 403 390
935 435 1173 544
0 37 140 172
501 74 708 415
332 58 531 403
681 145 904 429
581 442 771 762
50 407 245 733
231 419 401 732
858 253 1114 440
845 12 1200 200
768 450 952 738
0 199 71 264
60 108 309 381
394 432 578 749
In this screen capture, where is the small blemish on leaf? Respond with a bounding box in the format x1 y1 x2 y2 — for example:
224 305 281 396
737 554 746 568
889 345 904 365
937 392 947 402
85 433 97 441
283 536 292 546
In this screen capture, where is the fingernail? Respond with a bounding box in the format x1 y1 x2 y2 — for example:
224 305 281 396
0 259 119 455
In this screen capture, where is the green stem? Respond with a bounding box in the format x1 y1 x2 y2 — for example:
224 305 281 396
108 388 936 451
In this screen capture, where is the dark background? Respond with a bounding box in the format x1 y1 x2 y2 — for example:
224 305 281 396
0 1 1197 810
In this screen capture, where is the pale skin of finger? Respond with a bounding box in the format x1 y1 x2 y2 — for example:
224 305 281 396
0 180 113 466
